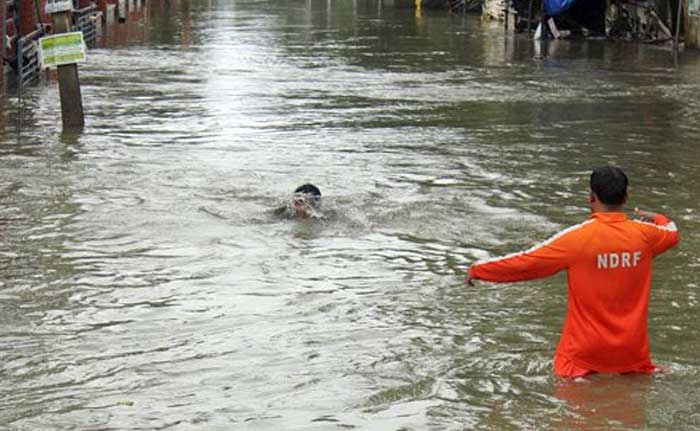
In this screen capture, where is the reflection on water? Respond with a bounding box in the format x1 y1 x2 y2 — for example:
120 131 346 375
552 374 653 429
2 0 700 429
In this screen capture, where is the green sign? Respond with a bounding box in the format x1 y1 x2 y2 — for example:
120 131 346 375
38 32 87 69
691 0 699 16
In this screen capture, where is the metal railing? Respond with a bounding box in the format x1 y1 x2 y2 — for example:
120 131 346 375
17 26 45 86
74 4 101 46
5 1 102 86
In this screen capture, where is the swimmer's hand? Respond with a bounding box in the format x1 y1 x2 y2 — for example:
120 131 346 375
634 207 661 223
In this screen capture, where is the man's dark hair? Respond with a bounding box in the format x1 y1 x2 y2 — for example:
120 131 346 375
294 184 321 198
590 166 628 206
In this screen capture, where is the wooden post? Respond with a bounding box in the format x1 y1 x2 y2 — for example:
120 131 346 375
51 11 85 129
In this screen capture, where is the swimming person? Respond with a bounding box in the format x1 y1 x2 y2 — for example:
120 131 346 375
292 184 322 218
273 184 323 219
467 166 680 378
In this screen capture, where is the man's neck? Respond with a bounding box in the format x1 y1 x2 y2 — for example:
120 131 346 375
591 205 624 214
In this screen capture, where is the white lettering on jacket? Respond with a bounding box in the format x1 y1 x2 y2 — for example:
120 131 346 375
597 251 642 269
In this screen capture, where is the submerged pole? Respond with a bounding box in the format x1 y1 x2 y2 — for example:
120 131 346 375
674 0 683 51
541 0 547 38
539 0 548 57
17 19 22 87
51 11 85 129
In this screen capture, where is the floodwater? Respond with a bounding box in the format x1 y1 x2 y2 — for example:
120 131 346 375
1 0 700 429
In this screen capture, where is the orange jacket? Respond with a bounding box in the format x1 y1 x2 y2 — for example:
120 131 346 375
469 212 679 375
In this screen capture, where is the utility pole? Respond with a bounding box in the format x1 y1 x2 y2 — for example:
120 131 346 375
49 7 85 129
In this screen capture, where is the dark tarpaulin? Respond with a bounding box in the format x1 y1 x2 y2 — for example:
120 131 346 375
556 0 607 35
545 0 576 14
513 0 606 35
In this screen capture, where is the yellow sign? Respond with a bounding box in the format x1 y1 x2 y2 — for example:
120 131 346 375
38 32 87 69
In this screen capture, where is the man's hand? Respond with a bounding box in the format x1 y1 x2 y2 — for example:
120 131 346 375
634 207 660 223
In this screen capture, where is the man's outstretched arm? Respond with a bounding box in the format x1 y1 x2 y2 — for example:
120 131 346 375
467 222 588 284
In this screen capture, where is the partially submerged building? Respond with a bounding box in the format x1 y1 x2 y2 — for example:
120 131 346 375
405 0 700 47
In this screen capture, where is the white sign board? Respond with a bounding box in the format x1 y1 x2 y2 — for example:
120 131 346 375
45 0 73 14
38 32 87 69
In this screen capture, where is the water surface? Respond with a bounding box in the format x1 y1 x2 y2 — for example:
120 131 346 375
1 1 700 429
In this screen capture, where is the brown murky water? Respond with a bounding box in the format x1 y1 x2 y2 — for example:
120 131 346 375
1 1 700 429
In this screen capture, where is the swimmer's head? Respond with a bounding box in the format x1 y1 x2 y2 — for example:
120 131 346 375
292 184 321 218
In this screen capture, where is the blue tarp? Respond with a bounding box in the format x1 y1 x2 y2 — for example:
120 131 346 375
545 0 577 15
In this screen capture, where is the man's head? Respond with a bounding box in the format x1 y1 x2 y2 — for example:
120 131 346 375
292 184 321 218
589 166 628 211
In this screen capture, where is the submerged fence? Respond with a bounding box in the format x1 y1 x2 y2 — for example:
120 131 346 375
1 0 101 86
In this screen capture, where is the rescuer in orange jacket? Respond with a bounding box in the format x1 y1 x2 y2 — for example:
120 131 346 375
467 166 680 377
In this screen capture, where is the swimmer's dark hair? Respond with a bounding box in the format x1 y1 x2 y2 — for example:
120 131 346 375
294 184 321 198
590 166 628 206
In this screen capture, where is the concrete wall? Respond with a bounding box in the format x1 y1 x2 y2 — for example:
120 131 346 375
687 16 700 47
